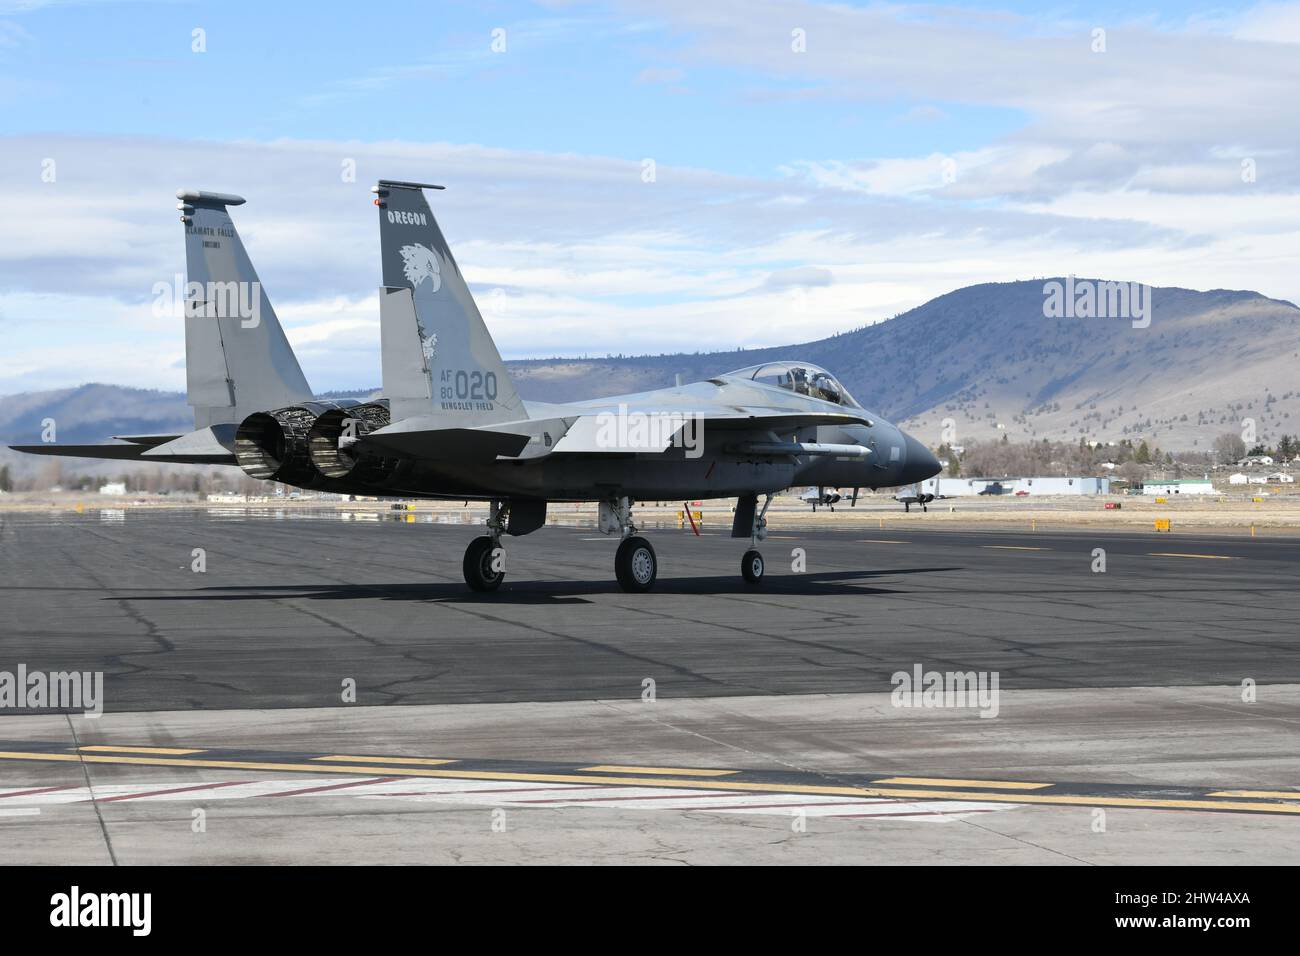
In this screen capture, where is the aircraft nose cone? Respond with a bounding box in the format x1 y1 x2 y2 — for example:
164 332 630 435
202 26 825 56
900 433 942 484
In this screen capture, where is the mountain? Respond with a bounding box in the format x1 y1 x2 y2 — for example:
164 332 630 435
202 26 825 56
0 384 193 446
508 279 1300 451
3 280 1297 459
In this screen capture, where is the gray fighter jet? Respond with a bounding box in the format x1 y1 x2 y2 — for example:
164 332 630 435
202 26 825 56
13 181 941 593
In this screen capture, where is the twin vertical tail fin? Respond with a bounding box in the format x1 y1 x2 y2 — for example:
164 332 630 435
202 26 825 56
374 180 524 425
177 189 312 429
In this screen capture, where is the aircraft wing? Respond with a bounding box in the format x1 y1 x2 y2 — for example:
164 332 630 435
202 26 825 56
355 407 875 464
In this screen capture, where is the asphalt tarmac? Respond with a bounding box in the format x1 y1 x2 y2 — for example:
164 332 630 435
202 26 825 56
1 507 1297 864
0 508 1296 711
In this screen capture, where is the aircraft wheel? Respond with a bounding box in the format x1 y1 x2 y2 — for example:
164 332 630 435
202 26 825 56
463 535 505 592
615 536 657 593
741 548 765 584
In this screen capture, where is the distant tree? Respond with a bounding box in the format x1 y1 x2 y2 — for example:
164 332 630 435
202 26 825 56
1135 440 1152 464
0 465 9 492
1213 432 1246 464
1119 461 1147 487
1247 444 1269 457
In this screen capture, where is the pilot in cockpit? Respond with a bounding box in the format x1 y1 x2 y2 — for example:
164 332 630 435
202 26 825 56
809 371 841 404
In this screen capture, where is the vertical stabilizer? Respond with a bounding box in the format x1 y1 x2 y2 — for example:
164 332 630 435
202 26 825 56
178 189 312 428
374 180 524 425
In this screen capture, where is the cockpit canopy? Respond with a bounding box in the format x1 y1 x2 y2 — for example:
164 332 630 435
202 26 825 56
728 362 861 408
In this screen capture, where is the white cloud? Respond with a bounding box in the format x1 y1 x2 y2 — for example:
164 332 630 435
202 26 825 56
1 121 1297 395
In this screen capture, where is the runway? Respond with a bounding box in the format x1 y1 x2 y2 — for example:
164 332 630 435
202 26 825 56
0 508 1297 710
1 507 1298 863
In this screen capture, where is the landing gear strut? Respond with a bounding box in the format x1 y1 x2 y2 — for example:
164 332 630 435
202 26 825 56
463 499 508 592
740 493 774 585
605 496 658 592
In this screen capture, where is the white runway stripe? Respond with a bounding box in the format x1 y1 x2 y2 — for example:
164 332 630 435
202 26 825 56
0 776 1019 822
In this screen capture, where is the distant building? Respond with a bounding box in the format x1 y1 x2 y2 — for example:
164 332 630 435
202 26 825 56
1011 476 1110 495
920 476 1110 497
1240 456 1275 467
1142 479 1215 496
206 492 247 503
1228 473 1249 485
98 482 127 496
1266 472 1295 484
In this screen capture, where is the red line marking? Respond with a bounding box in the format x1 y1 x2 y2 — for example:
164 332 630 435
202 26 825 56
704 460 715 480
264 777 399 798
683 503 701 536
836 808 1002 819
514 791 732 805
686 799 884 812
92 781 249 803
0 785 73 799
362 785 581 797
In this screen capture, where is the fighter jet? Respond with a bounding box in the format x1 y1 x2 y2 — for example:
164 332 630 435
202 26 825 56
894 483 937 512
800 486 842 511
13 181 942 593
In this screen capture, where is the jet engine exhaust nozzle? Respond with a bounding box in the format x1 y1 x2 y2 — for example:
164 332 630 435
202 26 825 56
308 402 396 482
233 406 318 484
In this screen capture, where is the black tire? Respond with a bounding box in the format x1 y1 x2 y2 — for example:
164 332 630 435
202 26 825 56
615 536 657 593
741 548 764 584
463 535 505 592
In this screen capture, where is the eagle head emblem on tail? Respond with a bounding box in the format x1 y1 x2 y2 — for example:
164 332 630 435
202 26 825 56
399 243 442 292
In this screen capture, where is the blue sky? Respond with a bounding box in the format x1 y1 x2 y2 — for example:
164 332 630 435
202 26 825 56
2 0 1037 174
2 0 1298 393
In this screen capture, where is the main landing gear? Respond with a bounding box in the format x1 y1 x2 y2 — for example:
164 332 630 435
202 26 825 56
738 492 774 586
463 499 508 592
605 497 657 593
462 493 775 593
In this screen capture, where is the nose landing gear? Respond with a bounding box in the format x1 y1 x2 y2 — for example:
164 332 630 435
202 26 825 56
616 536 658 592
604 496 658 592
463 499 508 592
737 493 774 586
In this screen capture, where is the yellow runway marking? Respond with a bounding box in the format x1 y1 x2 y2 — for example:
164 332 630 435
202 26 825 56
0 752 1297 815
78 745 206 755
313 755 457 766
1148 552 1236 560
874 776 1051 791
581 765 738 777
1209 790 1300 800
983 546 1049 551
859 539 906 545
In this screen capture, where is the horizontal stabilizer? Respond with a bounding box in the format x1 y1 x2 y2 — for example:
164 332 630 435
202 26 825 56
141 425 237 463
10 425 237 465
112 433 184 446
9 443 153 461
